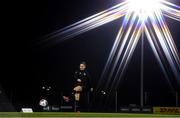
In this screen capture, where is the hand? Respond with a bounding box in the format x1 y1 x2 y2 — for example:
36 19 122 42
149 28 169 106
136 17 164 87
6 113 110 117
73 86 82 92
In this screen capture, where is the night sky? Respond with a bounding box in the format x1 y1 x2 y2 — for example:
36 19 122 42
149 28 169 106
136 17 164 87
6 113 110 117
2 0 180 111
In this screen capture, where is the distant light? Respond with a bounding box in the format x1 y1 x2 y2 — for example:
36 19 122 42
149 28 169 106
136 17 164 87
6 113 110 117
101 91 106 95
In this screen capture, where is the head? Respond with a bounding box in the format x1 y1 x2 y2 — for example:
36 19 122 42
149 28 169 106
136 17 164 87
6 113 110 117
79 61 86 71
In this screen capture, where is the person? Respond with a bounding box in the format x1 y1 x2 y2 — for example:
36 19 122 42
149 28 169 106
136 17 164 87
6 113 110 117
73 61 93 112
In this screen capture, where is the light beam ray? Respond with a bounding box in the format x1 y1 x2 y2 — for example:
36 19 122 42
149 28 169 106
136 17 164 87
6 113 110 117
160 1 180 21
38 2 128 47
154 9 180 69
104 12 139 90
149 9 180 82
110 18 143 91
44 1 128 38
144 23 175 90
161 0 180 9
103 17 143 105
96 11 134 92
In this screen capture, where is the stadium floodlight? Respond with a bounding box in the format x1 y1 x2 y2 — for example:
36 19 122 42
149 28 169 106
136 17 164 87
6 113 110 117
41 0 180 91
127 0 162 21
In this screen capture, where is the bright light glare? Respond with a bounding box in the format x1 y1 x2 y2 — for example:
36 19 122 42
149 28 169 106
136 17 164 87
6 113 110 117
127 0 162 21
41 0 180 90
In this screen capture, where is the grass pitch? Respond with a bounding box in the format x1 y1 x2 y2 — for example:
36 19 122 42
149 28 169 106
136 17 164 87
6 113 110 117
0 112 180 118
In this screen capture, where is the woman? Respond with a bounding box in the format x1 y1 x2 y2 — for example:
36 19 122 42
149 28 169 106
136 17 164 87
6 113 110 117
73 61 93 112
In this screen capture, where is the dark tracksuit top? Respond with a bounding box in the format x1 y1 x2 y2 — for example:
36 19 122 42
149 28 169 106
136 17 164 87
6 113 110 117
73 70 92 93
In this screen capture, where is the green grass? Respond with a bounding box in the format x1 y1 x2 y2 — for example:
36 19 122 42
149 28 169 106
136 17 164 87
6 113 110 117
0 112 180 118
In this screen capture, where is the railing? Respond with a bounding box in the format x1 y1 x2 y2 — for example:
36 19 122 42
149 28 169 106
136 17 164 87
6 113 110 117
0 91 179 112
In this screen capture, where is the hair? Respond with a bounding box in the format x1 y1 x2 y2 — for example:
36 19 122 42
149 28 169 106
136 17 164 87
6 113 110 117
80 61 87 66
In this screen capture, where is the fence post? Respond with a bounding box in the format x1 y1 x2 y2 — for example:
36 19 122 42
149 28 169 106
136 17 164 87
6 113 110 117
115 91 118 112
176 92 178 107
145 92 147 106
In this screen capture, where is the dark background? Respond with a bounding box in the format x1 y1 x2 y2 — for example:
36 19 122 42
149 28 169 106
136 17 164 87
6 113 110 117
1 0 180 111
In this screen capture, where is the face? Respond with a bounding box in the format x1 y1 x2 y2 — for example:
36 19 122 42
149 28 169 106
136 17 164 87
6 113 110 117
79 64 86 71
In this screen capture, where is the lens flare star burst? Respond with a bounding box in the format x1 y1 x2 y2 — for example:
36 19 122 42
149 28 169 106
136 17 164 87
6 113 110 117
41 0 180 90
127 0 162 21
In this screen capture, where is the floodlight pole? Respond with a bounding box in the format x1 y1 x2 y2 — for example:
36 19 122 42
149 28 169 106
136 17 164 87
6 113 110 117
175 92 178 106
140 28 144 107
